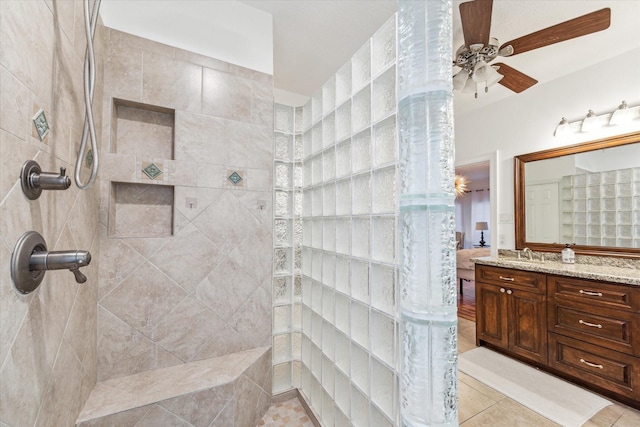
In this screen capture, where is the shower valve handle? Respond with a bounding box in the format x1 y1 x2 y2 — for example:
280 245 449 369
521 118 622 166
10 231 92 294
29 250 92 284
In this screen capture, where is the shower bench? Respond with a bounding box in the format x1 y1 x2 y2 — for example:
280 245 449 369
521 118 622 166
76 346 271 426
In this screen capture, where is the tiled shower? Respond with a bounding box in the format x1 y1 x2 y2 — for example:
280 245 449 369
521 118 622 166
1 1 456 426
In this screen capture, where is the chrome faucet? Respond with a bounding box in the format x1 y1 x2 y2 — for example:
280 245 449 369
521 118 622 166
20 160 71 200
522 247 533 261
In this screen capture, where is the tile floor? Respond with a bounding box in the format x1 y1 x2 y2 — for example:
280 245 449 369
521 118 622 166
259 317 640 427
258 398 314 427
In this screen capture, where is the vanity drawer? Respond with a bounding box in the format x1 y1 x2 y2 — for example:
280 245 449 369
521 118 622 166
548 275 639 312
549 300 639 356
476 265 546 293
549 333 640 400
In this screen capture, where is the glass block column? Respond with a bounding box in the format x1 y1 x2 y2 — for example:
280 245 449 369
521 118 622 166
397 1 457 427
273 104 304 393
300 15 399 427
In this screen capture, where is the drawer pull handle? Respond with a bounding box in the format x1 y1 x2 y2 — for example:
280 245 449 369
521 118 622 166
579 320 603 329
500 288 506 293
506 289 513 295
580 358 604 369
579 290 603 297
499 276 515 282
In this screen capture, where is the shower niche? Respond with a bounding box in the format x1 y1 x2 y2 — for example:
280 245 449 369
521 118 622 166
108 99 176 237
108 182 174 237
111 98 175 158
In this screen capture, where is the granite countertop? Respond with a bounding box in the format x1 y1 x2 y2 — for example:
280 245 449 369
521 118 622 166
473 256 640 286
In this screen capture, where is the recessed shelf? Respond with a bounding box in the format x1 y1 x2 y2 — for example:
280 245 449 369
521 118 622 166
108 182 174 237
112 99 175 159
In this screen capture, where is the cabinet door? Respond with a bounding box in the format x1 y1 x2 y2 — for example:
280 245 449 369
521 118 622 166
508 289 547 364
476 282 508 348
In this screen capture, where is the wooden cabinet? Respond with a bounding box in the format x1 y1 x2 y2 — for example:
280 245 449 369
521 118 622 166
476 265 547 364
476 264 640 407
548 274 640 403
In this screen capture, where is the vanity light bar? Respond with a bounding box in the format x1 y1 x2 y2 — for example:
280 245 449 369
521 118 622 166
554 101 640 138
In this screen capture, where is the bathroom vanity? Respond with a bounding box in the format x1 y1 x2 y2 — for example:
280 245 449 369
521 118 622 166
475 258 640 408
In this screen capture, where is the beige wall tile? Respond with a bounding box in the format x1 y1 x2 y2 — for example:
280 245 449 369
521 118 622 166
252 80 275 128
174 111 229 163
0 129 38 203
104 45 144 102
195 255 260 322
0 66 30 140
0 0 55 101
229 286 271 348
174 48 229 73
202 69 252 123
157 383 234 427
152 297 226 362
97 230 147 300
194 325 251 361
195 162 224 188
99 261 186 336
33 341 85 427
149 223 223 294
142 52 202 113
192 191 260 254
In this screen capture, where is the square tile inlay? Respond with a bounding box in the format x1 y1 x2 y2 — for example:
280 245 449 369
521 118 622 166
228 171 243 185
143 162 163 180
33 109 50 141
86 149 93 168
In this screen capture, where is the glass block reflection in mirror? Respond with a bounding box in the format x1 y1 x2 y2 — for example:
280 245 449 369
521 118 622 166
561 167 640 247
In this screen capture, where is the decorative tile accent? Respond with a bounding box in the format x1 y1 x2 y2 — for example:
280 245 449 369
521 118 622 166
32 108 50 141
86 149 94 168
228 171 243 185
142 162 163 180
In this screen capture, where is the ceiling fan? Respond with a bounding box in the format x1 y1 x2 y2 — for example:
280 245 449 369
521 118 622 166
453 0 611 97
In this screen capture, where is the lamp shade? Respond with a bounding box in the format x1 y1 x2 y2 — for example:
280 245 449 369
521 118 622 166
609 101 631 126
453 69 469 91
475 221 488 231
581 110 598 132
472 59 492 82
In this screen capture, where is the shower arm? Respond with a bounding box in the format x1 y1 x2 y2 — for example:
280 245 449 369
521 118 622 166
74 0 101 190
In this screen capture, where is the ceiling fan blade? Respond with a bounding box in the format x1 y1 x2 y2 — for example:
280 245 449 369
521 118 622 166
459 0 493 47
494 63 538 93
501 8 611 56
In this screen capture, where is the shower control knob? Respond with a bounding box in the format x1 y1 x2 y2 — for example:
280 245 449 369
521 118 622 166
20 160 72 200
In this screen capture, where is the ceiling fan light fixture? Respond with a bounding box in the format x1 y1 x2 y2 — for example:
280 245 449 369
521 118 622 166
453 69 469 91
581 110 599 132
609 101 631 126
472 59 492 82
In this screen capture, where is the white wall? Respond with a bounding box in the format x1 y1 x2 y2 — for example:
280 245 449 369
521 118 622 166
455 47 640 249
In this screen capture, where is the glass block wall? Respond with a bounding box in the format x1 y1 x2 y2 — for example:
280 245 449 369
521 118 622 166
273 104 304 393
397 1 457 426
298 16 399 426
561 167 640 248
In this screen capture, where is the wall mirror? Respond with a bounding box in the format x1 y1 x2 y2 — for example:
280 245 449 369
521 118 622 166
514 131 640 258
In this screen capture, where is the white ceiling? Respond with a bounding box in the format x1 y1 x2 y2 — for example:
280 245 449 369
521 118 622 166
240 0 640 112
